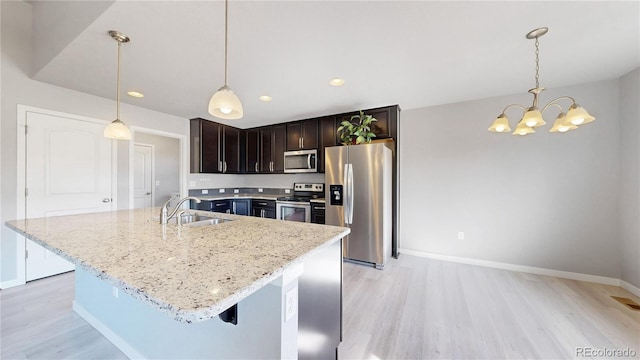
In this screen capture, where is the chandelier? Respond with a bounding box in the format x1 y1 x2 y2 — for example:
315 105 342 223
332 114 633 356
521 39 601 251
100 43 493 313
488 27 595 136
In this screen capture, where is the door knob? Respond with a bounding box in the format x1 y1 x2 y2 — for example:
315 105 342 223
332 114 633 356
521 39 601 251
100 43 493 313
102 198 111 203
146 192 151 195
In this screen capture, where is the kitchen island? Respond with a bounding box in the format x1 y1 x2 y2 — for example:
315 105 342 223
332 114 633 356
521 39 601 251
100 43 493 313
5 207 349 359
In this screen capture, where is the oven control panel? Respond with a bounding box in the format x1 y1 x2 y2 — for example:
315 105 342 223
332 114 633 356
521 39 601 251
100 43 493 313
294 183 324 193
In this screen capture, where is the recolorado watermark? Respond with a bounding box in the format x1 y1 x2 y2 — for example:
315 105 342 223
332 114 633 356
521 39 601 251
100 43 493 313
576 347 637 358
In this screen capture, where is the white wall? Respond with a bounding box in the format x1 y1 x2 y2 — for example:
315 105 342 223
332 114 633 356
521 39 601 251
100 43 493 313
619 68 640 288
1 1 189 285
399 79 623 279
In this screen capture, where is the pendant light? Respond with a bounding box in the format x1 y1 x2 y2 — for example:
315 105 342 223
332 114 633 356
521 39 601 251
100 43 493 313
208 0 243 119
488 27 595 136
104 30 132 140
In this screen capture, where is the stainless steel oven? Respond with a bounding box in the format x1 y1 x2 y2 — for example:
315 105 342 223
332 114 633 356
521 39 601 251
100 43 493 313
276 183 324 223
276 201 311 222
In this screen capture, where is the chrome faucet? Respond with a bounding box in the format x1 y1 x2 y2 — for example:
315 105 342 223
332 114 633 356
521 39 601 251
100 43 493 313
160 196 202 225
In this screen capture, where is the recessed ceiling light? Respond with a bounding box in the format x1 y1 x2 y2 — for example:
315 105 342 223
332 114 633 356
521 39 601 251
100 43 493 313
127 90 144 98
329 78 345 87
259 95 272 102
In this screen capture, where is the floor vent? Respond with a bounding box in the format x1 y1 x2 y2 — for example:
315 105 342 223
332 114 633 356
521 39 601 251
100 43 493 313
611 296 640 311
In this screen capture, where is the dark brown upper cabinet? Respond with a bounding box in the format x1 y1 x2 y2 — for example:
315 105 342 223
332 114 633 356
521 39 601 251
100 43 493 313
222 126 241 174
245 129 260 174
286 119 318 151
190 118 241 174
318 115 337 173
191 119 220 173
336 105 399 144
190 105 398 175
259 125 286 174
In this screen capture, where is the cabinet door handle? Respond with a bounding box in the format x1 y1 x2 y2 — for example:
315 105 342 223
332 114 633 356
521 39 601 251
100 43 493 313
261 209 265 218
315 206 325 210
302 137 304 148
218 161 222 172
224 161 227 173
232 202 236 214
258 202 267 206
255 162 258 173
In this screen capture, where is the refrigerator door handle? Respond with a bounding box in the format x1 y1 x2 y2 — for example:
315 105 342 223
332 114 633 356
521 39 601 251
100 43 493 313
347 163 354 224
343 164 350 224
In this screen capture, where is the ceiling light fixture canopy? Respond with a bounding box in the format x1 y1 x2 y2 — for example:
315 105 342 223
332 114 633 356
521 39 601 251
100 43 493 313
104 30 132 140
488 27 595 136
208 0 243 119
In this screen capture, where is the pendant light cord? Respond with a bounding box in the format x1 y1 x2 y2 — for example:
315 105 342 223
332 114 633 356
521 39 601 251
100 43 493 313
116 39 121 120
224 0 229 86
534 37 540 89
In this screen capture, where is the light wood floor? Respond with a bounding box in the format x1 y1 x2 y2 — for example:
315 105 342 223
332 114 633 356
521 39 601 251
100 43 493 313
340 255 640 359
1 255 638 359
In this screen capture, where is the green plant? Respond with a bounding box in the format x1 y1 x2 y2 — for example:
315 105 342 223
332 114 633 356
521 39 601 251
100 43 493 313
337 110 377 145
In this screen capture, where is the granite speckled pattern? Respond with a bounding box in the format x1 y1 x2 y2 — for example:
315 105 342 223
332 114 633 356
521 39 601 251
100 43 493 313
5 208 349 323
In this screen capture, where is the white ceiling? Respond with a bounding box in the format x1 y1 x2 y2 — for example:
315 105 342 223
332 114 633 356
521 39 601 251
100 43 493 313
30 1 639 129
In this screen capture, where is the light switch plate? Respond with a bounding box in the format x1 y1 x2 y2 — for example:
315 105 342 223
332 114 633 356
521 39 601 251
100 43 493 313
219 189 225 193
234 189 239 194
285 287 298 322
285 189 291 194
202 189 209 195
258 188 263 193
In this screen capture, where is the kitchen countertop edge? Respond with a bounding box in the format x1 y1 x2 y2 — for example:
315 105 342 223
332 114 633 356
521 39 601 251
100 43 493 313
5 215 348 323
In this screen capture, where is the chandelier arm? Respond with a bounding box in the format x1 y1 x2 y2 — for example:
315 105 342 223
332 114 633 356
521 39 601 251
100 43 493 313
540 96 576 114
501 103 527 115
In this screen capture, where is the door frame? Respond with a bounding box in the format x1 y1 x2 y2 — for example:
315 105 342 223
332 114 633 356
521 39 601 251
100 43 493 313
15 105 118 285
128 127 188 210
133 142 155 208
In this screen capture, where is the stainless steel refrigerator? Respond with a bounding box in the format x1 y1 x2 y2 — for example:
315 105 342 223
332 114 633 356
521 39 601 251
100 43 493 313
325 142 393 269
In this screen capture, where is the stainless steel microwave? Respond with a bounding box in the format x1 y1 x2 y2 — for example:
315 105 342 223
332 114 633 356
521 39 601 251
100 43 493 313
284 149 317 173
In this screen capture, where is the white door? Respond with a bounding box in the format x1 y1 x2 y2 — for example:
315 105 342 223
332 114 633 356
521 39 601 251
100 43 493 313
25 111 113 281
133 144 153 208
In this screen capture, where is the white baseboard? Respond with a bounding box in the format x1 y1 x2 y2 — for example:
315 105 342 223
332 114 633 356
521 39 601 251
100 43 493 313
399 248 622 287
0 278 25 289
73 301 145 359
621 281 640 298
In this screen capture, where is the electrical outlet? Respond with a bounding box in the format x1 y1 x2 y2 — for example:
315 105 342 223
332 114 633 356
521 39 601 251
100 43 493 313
202 189 209 195
234 189 239 194
458 231 465 240
285 189 291 194
219 189 225 193
285 287 298 322
112 286 119 299
258 188 263 193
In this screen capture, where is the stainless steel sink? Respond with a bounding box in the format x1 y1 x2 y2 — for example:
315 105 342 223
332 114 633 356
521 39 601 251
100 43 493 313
184 218 233 228
178 212 214 224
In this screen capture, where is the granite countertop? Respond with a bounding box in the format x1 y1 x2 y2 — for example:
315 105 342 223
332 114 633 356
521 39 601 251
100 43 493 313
5 208 349 323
